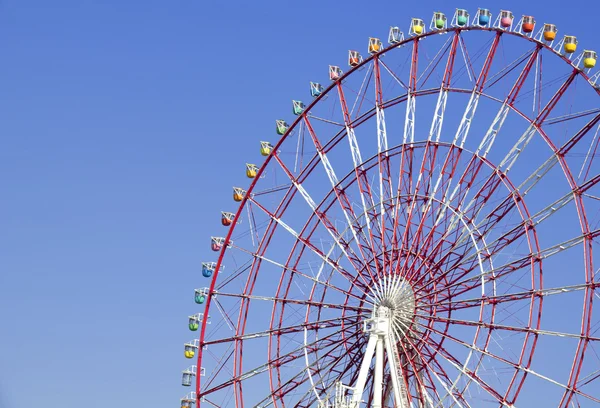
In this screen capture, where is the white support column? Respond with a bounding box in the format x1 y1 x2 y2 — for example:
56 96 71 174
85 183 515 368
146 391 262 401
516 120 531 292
351 333 378 404
343 307 411 408
384 331 407 406
374 338 384 408
331 275 419 408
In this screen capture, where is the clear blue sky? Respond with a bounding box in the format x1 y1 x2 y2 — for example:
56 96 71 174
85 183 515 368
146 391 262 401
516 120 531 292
0 1 597 407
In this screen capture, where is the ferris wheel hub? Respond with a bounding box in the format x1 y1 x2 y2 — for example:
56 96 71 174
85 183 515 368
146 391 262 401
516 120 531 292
372 276 416 340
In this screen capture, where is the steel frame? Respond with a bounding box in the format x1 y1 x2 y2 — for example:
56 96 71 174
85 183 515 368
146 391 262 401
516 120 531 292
191 25 600 408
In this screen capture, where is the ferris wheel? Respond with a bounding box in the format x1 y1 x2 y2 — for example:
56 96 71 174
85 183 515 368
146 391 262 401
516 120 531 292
180 7 600 408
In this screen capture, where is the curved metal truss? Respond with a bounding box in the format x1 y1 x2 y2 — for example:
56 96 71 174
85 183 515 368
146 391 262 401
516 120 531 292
181 8 600 408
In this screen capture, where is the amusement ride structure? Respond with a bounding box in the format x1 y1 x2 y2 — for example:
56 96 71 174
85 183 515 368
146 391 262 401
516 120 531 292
180 8 600 407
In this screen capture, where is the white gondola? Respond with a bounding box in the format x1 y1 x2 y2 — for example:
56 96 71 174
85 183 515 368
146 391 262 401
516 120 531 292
181 366 196 387
388 26 405 44
181 366 205 387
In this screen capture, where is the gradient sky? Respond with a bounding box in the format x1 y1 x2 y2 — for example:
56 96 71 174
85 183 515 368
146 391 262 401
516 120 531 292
0 1 598 407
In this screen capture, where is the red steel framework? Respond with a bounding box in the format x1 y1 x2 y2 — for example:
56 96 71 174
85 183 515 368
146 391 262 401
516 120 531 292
188 23 600 408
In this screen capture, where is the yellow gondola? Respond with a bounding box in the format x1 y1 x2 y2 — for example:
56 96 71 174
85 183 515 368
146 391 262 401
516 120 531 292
184 342 197 359
411 18 425 35
583 50 598 69
246 163 259 178
260 141 273 156
563 36 577 54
